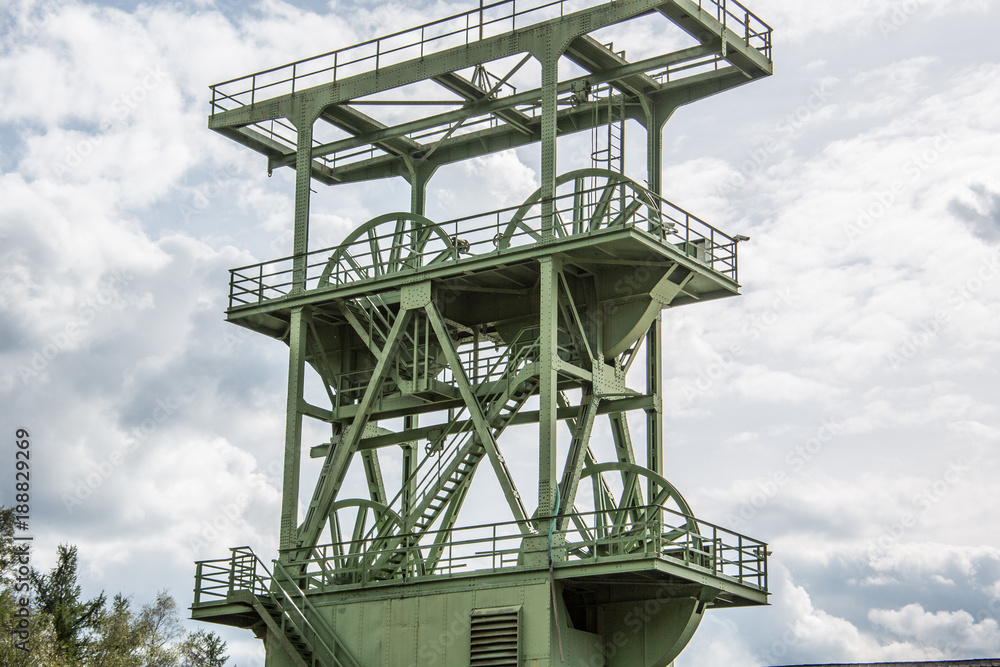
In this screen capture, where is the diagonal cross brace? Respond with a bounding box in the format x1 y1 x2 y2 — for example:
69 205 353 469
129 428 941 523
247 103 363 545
297 309 413 550
557 391 601 519
424 301 531 528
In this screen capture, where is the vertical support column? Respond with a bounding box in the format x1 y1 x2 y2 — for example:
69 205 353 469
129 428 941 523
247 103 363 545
291 105 316 294
645 104 671 504
401 436 416 530
281 103 319 555
408 161 434 217
538 255 561 519
538 53 559 240
402 161 431 526
280 306 309 553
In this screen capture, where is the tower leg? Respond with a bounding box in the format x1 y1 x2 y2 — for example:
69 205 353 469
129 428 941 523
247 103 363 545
279 307 308 553
644 102 674 501
538 255 560 520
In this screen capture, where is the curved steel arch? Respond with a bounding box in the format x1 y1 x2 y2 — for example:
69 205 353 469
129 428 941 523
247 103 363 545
319 212 457 286
497 167 664 250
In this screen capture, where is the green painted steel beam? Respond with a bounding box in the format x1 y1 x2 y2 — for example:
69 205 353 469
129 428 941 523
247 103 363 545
279 307 309 551
424 300 531 528
307 67 752 186
268 44 718 174
308 394 656 456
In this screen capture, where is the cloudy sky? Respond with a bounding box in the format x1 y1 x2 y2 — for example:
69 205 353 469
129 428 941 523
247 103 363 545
2 0 1000 665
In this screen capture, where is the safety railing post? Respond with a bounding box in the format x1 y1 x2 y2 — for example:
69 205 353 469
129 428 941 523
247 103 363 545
738 534 744 584
258 264 264 303
228 550 237 597
193 562 202 604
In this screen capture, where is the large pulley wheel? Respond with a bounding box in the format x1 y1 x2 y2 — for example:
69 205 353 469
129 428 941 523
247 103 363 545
327 498 403 579
318 212 457 286
496 168 665 250
576 462 700 558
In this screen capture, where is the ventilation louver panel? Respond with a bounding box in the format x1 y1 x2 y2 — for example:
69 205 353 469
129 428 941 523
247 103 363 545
470 606 521 667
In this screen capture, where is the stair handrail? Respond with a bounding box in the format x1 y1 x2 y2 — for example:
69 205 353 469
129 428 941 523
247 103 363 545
374 323 542 525
230 546 360 667
407 324 541 507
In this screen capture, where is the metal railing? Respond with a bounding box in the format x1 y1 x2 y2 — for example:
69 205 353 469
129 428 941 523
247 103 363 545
211 0 569 114
270 504 767 593
194 547 358 667
209 0 772 115
193 547 360 667
227 181 738 310
694 0 772 59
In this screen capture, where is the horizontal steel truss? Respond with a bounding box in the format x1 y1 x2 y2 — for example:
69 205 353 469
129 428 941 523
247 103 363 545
208 0 772 186
309 395 655 455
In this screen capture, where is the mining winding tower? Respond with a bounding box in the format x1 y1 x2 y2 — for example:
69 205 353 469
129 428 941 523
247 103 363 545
192 1 774 665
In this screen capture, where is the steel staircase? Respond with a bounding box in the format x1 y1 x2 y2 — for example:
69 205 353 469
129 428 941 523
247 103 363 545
228 547 359 667
338 294 422 392
359 331 543 579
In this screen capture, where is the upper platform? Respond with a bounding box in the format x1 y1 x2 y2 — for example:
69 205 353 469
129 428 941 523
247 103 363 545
207 0 773 185
225 169 740 321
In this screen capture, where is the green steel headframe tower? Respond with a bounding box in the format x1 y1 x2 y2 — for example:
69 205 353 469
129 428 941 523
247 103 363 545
192 1 773 665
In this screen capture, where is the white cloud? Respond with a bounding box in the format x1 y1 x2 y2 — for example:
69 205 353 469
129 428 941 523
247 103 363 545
870 604 1000 654
3 1 1000 665
750 0 990 43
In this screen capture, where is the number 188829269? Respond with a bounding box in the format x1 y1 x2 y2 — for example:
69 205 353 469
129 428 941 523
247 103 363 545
15 429 30 523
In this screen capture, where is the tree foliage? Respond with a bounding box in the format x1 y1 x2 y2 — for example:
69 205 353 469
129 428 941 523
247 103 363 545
0 507 229 667
30 544 106 661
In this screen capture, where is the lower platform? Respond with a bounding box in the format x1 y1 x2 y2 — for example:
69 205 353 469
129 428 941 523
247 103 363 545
193 512 767 667
195 564 742 667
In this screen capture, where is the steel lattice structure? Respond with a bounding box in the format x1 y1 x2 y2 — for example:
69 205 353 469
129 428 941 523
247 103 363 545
192 1 774 665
